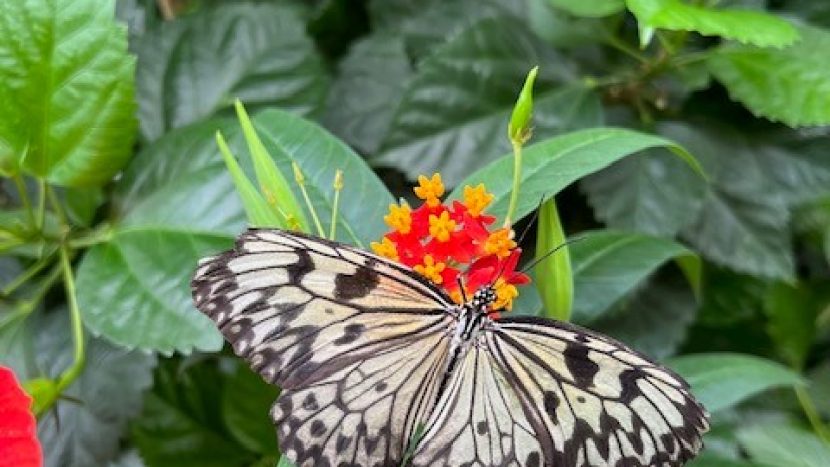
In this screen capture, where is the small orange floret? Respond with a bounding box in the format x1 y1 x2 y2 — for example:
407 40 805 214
428 211 456 242
370 237 398 261
484 228 516 259
463 184 493 217
413 255 446 284
493 278 519 310
384 203 412 234
414 173 445 207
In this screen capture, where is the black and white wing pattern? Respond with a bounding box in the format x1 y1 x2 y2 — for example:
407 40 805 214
192 229 455 466
488 317 709 466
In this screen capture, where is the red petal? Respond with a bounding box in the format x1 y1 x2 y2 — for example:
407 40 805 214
0 367 42 467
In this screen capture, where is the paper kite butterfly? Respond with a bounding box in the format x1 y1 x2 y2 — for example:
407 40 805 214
191 228 709 467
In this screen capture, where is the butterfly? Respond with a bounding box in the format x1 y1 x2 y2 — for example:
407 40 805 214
191 228 709 467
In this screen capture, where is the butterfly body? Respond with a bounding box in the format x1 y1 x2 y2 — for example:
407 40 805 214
192 229 709 467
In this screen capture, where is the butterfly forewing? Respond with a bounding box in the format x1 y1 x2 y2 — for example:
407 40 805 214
192 229 456 465
489 317 709 466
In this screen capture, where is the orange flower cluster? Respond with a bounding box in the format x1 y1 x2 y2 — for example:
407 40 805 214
371 174 530 312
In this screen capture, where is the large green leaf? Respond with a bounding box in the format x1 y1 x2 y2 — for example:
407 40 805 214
323 34 412 155
549 0 624 17
626 0 798 48
763 282 818 368
581 126 706 236
0 0 136 186
669 353 804 413
221 364 279 456
76 110 392 354
737 424 830 467
375 18 605 185
135 3 329 141
76 119 241 354
448 128 702 226
591 277 697 359
132 361 257 467
253 109 395 246
707 25 830 127
0 311 155 467
569 230 699 323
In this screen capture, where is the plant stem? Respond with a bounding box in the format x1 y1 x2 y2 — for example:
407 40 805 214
56 246 85 394
604 35 649 64
68 225 113 249
329 170 343 240
1 248 57 297
36 179 46 231
45 185 68 228
0 264 62 330
12 174 34 227
503 140 523 228
795 386 830 443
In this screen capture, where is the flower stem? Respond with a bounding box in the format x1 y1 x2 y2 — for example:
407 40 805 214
1 248 57 297
0 264 62 330
68 225 113 249
329 170 343 240
503 140 523 228
56 246 85 394
36 179 46 231
292 162 326 237
12 174 34 227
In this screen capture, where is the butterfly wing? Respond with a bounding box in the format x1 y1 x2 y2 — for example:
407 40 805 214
191 228 455 466
489 316 709 466
410 344 546 466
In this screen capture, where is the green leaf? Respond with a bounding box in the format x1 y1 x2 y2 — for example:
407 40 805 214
669 353 804 413
688 453 760 467
376 18 604 185
626 0 798 48
569 230 700 323
251 109 395 246
698 265 766 326
548 0 624 17
737 423 830 467
77 119 243 354
591 277 697 359
221 365 279 455
135 3 329 141
0 0 136 186
449 128 702 224
535 199 573 321
0 311 156 467
707 25 830 127
581 124 707 236
132 360 257 467
323 34 412 154
763 282 817 369
235 102 309 231
215 131 281 227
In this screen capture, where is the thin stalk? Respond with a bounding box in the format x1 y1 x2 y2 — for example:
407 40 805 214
45 185 68 228
13 174 34 227
604 35 650 64
68 225 113 249
1 248 57 297
329 170 343 240
503 141 523 228
292 163 325 237
56 246 85 393
0 264 62 330
795 386 830 443
36 179 46 231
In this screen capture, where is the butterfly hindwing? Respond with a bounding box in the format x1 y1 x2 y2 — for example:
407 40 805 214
490 317 709 466
192 229 455 465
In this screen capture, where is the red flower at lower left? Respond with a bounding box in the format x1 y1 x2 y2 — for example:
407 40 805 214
0 366 42 467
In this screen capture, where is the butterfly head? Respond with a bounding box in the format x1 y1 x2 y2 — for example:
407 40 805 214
470 284 497 312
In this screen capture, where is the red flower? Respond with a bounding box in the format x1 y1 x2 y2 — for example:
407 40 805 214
0 366 42 467
371 173 530 312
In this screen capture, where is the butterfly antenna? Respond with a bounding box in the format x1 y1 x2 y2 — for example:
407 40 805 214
514 194 547 246
456 276 469 303
519 236 587 274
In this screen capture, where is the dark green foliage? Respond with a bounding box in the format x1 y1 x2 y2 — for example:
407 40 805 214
2 0 830 465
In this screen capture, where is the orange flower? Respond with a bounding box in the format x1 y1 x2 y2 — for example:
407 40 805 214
383 203 412 234
372 173 530 313
414 173 444 207
463 184 493 217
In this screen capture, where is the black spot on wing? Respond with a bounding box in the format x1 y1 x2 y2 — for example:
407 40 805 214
333 323 365 345
476 421 488 435
310 420 327 437
525 451 541 467
287 248 314 284
334 259 380 300
543 391 560 423
563 342 599 388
